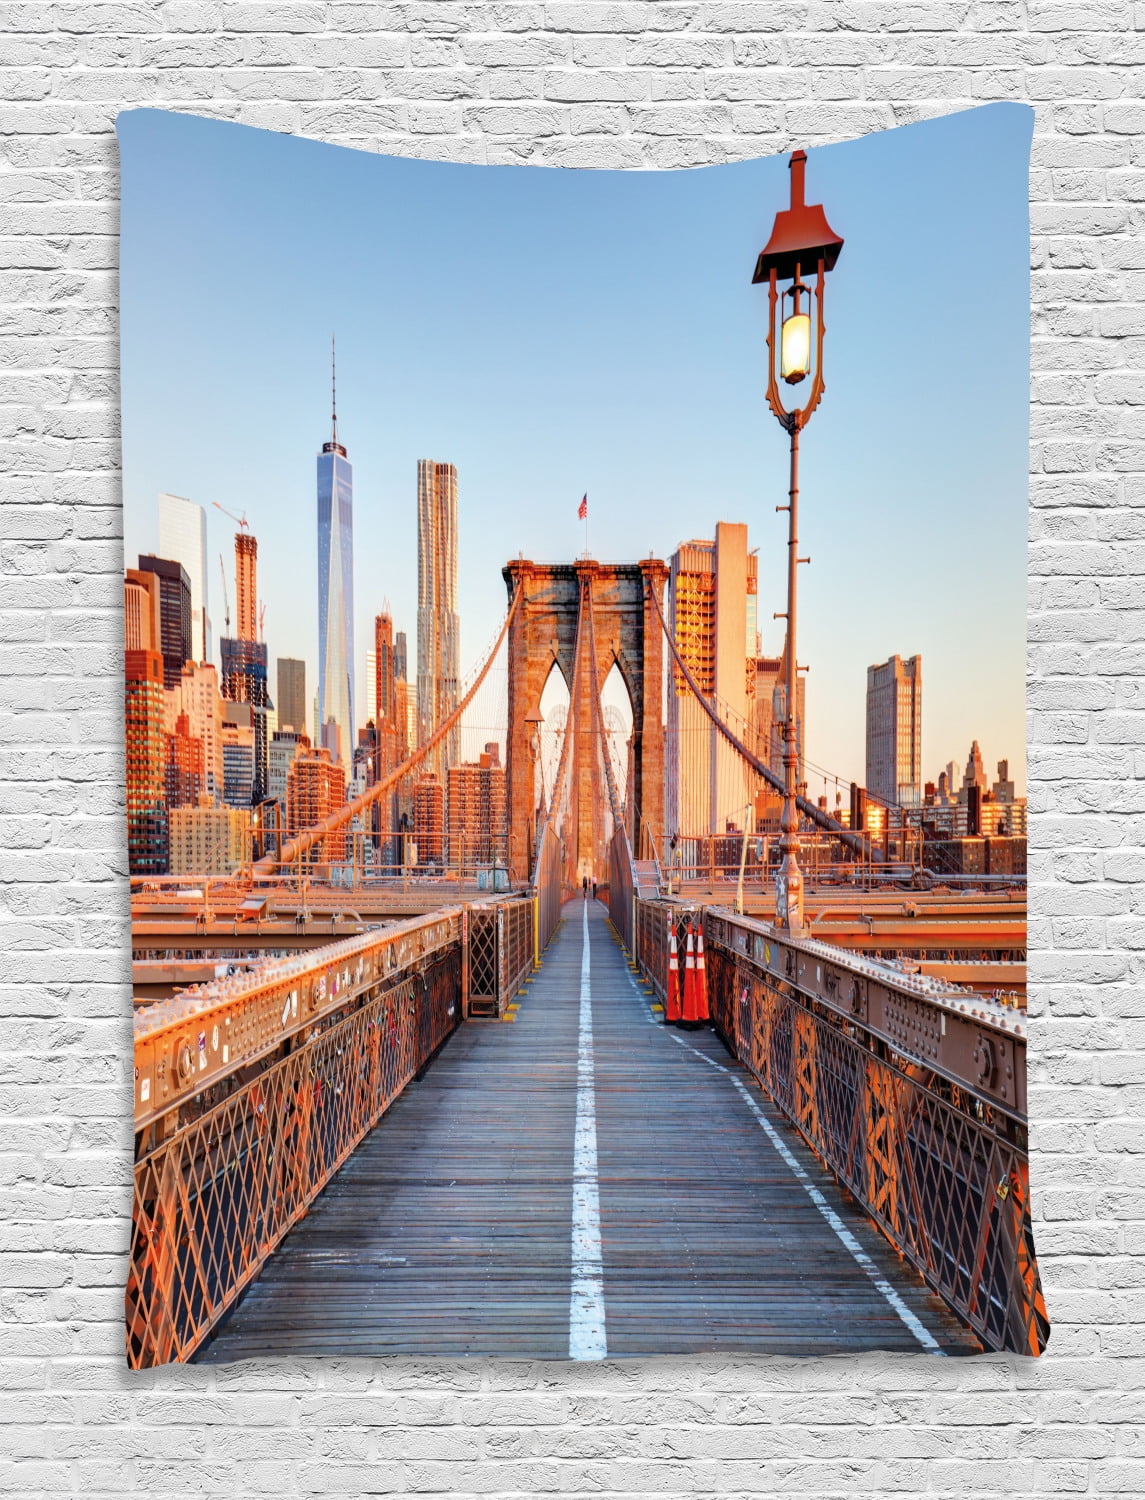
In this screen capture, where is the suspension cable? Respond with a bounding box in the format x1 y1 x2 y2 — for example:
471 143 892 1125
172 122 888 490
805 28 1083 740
253 586 522 876
582 581 624 832
528 582 587 887
646 576 868 859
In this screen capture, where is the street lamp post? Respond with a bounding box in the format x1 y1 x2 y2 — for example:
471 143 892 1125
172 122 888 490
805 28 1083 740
753 148 843 935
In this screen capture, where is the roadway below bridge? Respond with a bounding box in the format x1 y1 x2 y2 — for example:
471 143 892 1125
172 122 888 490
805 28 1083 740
199 899 979 1361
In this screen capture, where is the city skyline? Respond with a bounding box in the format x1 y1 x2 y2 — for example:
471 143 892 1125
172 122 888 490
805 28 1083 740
119 104 1030 796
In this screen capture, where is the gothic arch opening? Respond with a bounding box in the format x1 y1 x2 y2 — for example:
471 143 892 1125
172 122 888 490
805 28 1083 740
600 660 634 816
537 660 570 818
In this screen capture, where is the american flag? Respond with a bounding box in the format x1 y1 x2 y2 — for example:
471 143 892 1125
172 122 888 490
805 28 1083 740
577 494 588 519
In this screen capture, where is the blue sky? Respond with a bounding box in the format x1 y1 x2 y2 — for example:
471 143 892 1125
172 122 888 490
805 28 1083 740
119 103 1031 797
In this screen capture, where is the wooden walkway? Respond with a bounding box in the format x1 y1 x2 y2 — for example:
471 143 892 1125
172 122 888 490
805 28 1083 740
200 900 979 1361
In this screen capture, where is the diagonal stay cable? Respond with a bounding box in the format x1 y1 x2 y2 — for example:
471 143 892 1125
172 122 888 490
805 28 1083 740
646 576 868 859
528 578 590 888
253 586 523 876
581 580 624 832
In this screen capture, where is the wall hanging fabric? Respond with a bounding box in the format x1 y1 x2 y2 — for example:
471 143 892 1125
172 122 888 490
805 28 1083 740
119 103 1045 1366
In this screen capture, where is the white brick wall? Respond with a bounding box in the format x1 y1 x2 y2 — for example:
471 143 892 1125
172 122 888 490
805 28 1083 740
1 4 1140 1494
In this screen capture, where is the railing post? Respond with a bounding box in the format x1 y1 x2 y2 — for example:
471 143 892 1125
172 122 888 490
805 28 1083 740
496 903 506 1019
461 904 470 1019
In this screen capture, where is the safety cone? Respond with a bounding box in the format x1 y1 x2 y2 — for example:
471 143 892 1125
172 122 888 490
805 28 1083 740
665 926 682 1023
682 923 698 1024
694 924 709 1023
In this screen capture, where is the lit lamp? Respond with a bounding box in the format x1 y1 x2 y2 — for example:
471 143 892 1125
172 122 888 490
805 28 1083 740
753 149 843 934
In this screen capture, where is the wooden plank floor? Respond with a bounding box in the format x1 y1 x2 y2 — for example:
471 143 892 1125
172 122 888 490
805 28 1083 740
199 900 979 1361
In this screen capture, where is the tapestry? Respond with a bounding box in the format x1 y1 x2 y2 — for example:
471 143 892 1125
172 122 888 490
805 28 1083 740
119 103 1045 1365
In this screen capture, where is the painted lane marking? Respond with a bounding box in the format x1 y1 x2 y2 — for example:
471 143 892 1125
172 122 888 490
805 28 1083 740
569 901 606 1360
667 1028 942 1354
618 959 659 1024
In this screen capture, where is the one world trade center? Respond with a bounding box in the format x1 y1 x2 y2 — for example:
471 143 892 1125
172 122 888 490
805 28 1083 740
317 345 354 765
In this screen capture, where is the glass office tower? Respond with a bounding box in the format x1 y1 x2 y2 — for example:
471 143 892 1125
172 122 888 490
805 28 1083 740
158 492 210 664
317 409 355 767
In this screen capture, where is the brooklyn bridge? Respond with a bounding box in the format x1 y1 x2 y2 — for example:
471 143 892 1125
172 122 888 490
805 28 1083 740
127 559 1044 1367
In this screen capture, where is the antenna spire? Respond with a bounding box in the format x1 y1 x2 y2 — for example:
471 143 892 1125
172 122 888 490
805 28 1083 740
331 334 338 443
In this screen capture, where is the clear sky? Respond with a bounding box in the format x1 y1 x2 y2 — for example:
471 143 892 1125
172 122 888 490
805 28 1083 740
118 103 1031 798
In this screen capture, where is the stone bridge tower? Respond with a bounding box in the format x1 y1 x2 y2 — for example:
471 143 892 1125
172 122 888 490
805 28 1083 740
502 558 669 884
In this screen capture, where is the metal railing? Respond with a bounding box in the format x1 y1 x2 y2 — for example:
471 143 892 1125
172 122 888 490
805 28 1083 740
127 944 460 1368
128 897 539 1368
607 825 637 951
699 907 1047 1356
632 898 698 1006
467 896 536 1019
532 819 565 953
662 836 1025 895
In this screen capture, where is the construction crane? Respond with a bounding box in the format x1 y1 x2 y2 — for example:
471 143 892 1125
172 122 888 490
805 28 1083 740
218 554 230 633
212 501 249 532
258 602 266 642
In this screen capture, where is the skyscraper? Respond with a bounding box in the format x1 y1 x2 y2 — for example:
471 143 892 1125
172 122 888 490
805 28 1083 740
375 613 396 728
317 350 355 764
667 523 759 839
235 531 258 642
276 658 306 736
219 529 270 803
865 654 922 808
750 652 805 788
221 701 256 808
374 612 403 779
365 649 377 722
393 628 414 789
416 460 460 778
124 568 161 653
137 554 192 690
123 564 169 877
159 492 211 663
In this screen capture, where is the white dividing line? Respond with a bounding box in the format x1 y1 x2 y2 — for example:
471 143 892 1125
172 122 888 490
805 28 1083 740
668 1029 942 1355
569 900 606 1360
